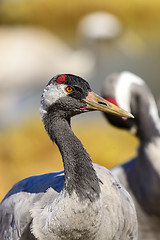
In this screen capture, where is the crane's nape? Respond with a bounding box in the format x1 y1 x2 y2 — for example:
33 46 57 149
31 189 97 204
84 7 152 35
0 74 138 240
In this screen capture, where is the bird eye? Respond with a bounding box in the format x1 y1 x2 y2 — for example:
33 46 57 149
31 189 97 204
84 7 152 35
65 86 73 93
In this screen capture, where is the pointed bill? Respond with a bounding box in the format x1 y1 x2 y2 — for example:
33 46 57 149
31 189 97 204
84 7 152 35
84 91 134 119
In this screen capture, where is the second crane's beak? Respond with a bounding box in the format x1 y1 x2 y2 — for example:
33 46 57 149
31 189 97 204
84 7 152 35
84 91 134 119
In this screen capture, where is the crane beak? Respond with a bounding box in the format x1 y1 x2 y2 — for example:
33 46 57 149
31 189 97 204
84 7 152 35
84 91 134 119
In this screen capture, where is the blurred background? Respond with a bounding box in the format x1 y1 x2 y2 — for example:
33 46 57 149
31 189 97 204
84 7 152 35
0 0 160 200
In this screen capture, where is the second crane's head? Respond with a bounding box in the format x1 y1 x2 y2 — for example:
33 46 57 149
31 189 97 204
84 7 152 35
101 71 149 135
40 74 134 121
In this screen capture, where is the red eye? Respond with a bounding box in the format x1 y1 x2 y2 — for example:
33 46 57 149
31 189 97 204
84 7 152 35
65 86 73 93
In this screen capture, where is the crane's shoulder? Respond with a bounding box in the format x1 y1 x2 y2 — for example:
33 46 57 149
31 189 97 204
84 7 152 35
0 171 64 239
94 163 128 193
93 163 138 239
2 170 64 202
0 191 36 239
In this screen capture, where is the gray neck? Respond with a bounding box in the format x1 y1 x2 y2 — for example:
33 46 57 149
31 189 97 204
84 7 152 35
127 86 160 214
137 100 160 143
42 111 100 202
126 145 160 216
121 84 160 215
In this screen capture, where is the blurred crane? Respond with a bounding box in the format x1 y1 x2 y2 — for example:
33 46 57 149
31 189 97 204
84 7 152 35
102 71 160 240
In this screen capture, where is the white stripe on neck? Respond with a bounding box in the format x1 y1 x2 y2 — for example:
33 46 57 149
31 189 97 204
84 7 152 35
115 71 160 133
115 71 143 112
